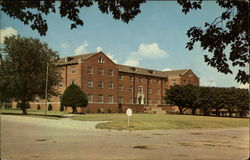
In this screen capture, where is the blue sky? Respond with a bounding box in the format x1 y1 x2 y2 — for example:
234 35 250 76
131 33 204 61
0 1 247 88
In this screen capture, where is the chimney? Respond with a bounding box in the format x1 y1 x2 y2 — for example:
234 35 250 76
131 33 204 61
64 57 69 62
148 70 155 74
130 67 137 72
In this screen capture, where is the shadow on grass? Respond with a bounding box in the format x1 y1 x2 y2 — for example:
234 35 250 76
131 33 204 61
1 112 65 118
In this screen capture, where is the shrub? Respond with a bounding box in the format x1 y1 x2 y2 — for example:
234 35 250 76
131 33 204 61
118 103 122 113
60 105 64 112
48 104 53 111
37 104 41 110
61 83 88 114
108 108 112 113
16 102 30 109
98 107 104 113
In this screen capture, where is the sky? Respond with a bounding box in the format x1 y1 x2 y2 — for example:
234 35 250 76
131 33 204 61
0 1 248 88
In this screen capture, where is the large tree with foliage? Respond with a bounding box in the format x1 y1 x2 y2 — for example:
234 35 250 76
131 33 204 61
1 0 248 83
61 83 88 114
0 35 61 114
165 85 187 114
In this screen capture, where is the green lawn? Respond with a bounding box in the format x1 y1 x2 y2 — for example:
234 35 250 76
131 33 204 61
1 109 249 130
72 114 249 130
0 108 67 119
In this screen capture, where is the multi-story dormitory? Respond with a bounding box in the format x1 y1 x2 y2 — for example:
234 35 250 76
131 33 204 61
13 51 199 113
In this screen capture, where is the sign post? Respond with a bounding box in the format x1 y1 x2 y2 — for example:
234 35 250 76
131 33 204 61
126 108 132 128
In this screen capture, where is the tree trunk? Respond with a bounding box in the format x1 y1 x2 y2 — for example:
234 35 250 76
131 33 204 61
191 108 196 115
20 101 27 115
179 107 183 114
228 109 232 117
72 106 77 114
216 109 220 117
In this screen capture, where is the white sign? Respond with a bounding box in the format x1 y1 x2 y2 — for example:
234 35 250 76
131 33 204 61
126 108 132 117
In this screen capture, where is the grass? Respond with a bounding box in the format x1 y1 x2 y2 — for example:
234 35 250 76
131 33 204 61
72 114 249 130
1 109 249 130
0 108 67 119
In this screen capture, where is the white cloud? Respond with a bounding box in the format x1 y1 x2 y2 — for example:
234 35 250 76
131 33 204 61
0 27 18 44
123 58 140 67
107 53 118 63
136 43 167 58
96 46 102 52
239 83 249 89
61 43 69 49
123 43 167 67
74 41 88 55
200 77 217 87
162 68 172 71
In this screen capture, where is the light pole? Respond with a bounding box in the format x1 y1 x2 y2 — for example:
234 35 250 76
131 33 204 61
44 62 48 116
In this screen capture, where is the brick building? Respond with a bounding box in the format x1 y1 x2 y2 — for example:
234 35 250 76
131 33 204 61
22 51 199 113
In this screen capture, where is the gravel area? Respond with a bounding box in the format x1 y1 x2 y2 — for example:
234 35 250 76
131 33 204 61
1 115 249 160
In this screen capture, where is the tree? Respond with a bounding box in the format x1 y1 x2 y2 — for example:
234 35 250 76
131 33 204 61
235 88 249 118
0 35 61 115
1 0 248 83
61 83 88 114
181 0 249 84
165 85 186 114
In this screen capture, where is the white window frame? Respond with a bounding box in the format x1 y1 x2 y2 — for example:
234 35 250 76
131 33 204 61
98 95 103 103
87 80 93 88
109 95 113 104
108 69 113 77
87 94 93 103
98 81 104 88
108 82 113 89
87 67 93 74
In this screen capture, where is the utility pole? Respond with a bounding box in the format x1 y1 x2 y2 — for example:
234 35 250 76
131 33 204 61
44 62 48 116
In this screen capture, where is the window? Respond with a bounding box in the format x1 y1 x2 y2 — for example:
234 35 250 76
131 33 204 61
148 88 152 94
157 99 161 105
129 97 133 104
118 85 123 91
71 66 76 74
157 80 161 84
148 99 152 105
109 95 113 104
163 100 166 104
87 94 93 103
98 95 103 103
98 68 104 75
108 82 113 89
97 57 104 63
129 86 133 93
148 79 152 83
164 80 168 85
129 76 133 81
119 74 123 80
98 81 104 88
87 80 93 88
188 73 192 77
138 86 143 93
139 77 143 83
87 67 93 74
172 80 176 85
118 96 123 104
108 70 113 77
157 88 160 94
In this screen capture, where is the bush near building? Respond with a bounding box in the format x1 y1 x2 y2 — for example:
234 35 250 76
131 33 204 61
48 104 53 111
61 83 88 114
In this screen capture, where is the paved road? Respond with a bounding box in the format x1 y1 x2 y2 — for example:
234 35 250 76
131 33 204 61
1 115 249 160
